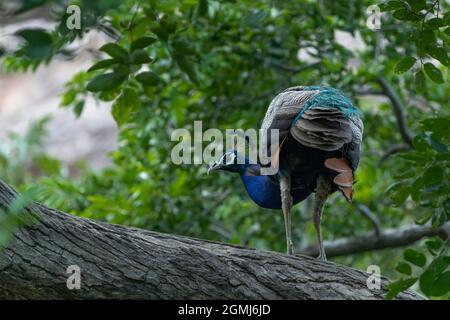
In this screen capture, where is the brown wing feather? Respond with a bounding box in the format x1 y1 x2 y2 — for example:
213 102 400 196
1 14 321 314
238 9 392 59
260 88 321 157
325 157 354 202
290 108 353 151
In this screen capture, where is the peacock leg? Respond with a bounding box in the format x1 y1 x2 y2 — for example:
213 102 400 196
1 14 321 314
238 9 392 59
279 174 294 255
312 175 332 261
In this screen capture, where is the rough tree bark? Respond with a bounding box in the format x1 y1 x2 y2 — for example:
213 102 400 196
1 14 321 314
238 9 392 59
0 180 423 300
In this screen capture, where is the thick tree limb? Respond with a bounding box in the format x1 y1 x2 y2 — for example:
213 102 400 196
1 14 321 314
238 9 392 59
0 180 423 299
299 222 450 258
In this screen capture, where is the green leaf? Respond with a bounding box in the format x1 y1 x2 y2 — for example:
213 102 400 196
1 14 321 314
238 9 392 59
61 90 76 106
431 207 447 228
415 70 426 93
423 166 444 187
135 71 160 86
396 262 412 275
88 59 118 72
419 256 450 297
404 248 426 267
406 0 426 11
417 30 437 55
445 12 450 25
382 1 405 11
425 237 444 251
393 9 419 21
445 27 450 36
130 50 152 65
429 271 450 296
444 200 450 215
16 28 53 60
421 118 450 130
427 137 449 153
412 134 429 152
386 181 410 206
86 72 127 92
197 0 208 16
100 43 129 62
421 117 450 139
425 18 444 30
397 152 428 163
16 28 52 47
172 39 197 56
385 278 418 300
415 211 432 225
112 88 142 126
410 176 425 202
424 63 444 83
172 53 198 84
149 22 169 41
160 15 177 34
130 36 157 52
74 100 85 118
0 46 5 57
99 88 121 102
426 46 449 66
394 56 416 74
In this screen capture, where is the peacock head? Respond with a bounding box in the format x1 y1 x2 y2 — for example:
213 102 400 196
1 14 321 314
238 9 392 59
207 150 249 174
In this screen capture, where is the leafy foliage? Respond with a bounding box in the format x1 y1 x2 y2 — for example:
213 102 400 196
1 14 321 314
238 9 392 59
381 0 448 84
0 117 64 186
385 115 449 299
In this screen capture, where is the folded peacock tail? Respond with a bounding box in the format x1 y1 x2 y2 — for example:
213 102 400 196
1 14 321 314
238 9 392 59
261 85 363 171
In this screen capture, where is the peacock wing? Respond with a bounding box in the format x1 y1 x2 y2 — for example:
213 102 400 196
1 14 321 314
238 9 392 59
260 86 364 179
291 106 353 151
260 86 321 160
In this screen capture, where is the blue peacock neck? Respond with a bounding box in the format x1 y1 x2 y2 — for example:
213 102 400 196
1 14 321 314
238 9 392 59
239 165 283 209
238 164 311 210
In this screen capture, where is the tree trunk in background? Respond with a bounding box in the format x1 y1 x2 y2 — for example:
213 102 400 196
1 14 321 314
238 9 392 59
0 180 423 299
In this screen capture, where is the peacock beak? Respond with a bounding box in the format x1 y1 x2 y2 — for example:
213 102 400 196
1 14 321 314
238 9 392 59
207 162 222 175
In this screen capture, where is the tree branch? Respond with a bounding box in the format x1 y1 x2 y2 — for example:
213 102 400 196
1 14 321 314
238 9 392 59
0 179 423 300
379 143 412 165
355 203 381 236
298 222 450 258
376 76 414 147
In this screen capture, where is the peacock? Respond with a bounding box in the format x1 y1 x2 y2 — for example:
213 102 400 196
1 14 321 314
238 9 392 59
208 86 363 260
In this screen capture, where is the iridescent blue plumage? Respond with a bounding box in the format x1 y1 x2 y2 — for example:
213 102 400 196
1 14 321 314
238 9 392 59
240 168 310 209
292 86 361 125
